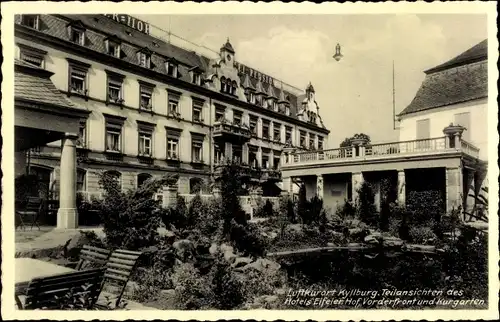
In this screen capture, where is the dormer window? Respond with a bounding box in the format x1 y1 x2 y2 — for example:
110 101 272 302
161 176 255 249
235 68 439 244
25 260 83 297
20 15 39 29
189 66 203 86
249 92 255 104
105 37 121 58
220 77 227 93
193 73 201 85
136 50 152 69
273 101 279 112
166 59 178 77
285 105 290 116
19 44 47 68
231 81 238 95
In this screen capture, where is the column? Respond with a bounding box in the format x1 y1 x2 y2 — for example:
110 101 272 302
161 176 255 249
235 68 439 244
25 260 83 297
454 133 461 149
269 150 275 169
446 167 463 213
257 147 262 167
464 169 476 213
397 170 406 206
351 145 356 157
351 172 364 203
57 133 78 229
224 142 232 162
316 174 324 199
242 144 249 164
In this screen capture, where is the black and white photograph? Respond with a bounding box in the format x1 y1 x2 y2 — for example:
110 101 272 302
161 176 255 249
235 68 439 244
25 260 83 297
1 1 498 320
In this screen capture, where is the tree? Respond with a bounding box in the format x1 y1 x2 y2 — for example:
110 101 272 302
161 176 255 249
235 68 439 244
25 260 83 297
339 133 371 148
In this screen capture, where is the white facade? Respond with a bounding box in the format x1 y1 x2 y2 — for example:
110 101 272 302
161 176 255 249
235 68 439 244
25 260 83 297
398 97 488 160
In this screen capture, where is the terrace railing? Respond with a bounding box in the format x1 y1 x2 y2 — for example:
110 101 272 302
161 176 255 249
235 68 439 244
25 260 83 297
284 136 480 166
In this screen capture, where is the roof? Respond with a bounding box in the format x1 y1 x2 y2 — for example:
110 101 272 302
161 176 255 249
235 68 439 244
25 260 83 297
220 38 235 54
399 63 487 116
399 40 488 117
425 39 487 74
15 59 84 111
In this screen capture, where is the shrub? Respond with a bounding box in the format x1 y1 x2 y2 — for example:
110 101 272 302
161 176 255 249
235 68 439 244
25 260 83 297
208 254 246 309
406 190 444 226
229 219 267 258
98 172 177 250
219 163 247 236
172 263 213 309
408 226 437 244
255 199 275 218
356 181 378 227
187 194 206 228
336 199 356 220
131 266 173 303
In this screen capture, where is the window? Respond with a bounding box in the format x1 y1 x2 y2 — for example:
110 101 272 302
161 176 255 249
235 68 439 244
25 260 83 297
416 118 431 149
300 130 306 148
137 173 152 188
285 105 290 116
273 101 278 112
249 146 258 168
285 126 292 144
167 91 181 117
76 169 86 191
138 132 152 156
167 138 179 159
232 81 238 95
262 120 270 139
232 144 243 163
192 72 201 85
214 144 223 164
220 77 227 93
19 45 46 68
137 52 151 68
20 15 39 29
166 127 182 160
318 136 324 150
105 38 121 58
192 99 204 122
190 178 204 194
454 112 471 141
249 92 256 104
77 121 86 147
69 68 86 94
191 134 204 163
309 134 316 150
215 105 225 122
233 110 243 125
106 124 122 152
262 152 270 169
249 116 258 136
273 154 281 170
106 71 125 104
67 59 90 96
139 83 154 110
273 123 281 142
70 28 85 46
104 170 121 190
166 60 178 77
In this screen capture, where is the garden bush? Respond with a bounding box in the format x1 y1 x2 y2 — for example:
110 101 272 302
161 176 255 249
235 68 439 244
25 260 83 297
335 199 356 220
254 199 275 218
97 172 177 250
408 226 437 244
229 219 268 258
355 181 378 227
406 190 444 226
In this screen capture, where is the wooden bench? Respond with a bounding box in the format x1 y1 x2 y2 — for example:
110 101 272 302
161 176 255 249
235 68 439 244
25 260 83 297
16 197 43 231
76 245 112 270
18 267 106 310
98 249 142 308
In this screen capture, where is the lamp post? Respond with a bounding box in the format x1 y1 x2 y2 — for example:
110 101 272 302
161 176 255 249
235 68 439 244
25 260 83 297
333 43 343 62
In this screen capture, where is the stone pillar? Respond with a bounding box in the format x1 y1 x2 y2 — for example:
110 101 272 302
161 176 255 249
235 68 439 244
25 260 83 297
225 142 232 162
257 147 262 167
454 133 461 149
57 133 78 229
351 146 356 157
351 172 364 203
446 167 463 213
316 174 324 199
282 177 293 193
464 169 476 213
397 170 406 206
242 144 249 164
162 185 179 208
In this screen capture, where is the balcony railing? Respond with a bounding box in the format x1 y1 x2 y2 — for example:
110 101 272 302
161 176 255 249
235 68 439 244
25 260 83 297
213 120 252 141
285 137 480 166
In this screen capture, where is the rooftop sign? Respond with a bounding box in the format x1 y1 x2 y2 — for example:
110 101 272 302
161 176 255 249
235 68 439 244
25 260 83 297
104 14 150 35
235 62 275 86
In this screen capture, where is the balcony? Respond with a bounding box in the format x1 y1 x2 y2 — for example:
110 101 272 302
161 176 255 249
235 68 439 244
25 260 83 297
261 168 282 182
283 137 480 170
213 120 252 143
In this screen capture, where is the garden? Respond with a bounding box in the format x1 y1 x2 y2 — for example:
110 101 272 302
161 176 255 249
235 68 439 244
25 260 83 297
48 163 488 310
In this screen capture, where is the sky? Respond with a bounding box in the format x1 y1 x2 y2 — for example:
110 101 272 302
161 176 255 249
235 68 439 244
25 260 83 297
136 14 487 148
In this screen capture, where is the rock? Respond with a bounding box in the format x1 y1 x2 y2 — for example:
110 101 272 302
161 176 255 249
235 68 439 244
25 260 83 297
283 224 302 235
236 258 281 274
275 288 287 296
209 243 219 255
220 243 234 253
63 231 94 259
382 236 404 247
349 228 370 242
364 233 383 245
172 239 195 262
160 289 176 297
231 257 253 269
220 243 238 263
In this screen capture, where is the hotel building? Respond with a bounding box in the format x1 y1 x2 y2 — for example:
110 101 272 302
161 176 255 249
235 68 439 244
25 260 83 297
14 14 330 228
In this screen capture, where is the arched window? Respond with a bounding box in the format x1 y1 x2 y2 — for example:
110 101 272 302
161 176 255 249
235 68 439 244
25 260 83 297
77 168 86 192
189 177 204 194
137 173 152 188
103 170 121 190
220 77 226 92
232 81 237 95
225 78 232 94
